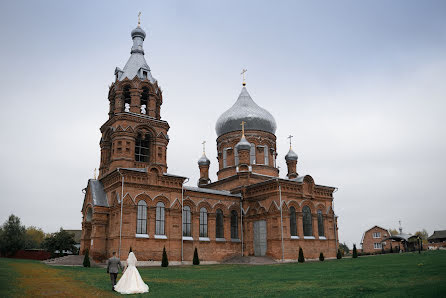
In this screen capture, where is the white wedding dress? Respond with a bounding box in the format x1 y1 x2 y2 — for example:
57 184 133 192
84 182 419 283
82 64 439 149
114 252 149 294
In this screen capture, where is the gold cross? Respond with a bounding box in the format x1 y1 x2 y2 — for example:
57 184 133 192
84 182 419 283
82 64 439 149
202 141 206 154
241 69 247 86
287 135 293 149
138 12 141 27
241 121 246 136
94 168 97 179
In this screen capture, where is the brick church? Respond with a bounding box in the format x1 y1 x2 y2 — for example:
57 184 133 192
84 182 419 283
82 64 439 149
80 21 339 262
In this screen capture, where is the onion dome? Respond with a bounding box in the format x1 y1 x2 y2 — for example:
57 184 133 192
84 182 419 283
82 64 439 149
235 135 251 151
215 86 277 137
198 153 210 166
115 24 155 83
285 148 298 161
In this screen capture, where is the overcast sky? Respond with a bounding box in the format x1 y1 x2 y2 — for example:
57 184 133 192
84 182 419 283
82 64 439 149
1 0 445 247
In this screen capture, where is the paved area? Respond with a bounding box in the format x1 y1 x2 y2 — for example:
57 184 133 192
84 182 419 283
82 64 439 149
222 255 277 265
43 255 103 267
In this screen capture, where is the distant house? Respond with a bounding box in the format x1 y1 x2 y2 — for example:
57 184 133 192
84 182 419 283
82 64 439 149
361 226 390 253
427 230 446 249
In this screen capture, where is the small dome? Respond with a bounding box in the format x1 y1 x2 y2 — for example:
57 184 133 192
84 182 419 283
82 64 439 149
235 135 251 151
215 87 276 137
285 148 298 161
131 26 146 40
198 153 210 166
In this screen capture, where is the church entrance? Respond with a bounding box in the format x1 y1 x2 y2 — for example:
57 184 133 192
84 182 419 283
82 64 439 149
253 220 267 256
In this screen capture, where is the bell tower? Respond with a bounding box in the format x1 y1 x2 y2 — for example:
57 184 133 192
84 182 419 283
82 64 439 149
98 19 169 178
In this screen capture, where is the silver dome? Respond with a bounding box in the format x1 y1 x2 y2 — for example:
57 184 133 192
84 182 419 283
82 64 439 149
215 87 277 137
198 153 210 166
235 135 251 151
285 148 298 161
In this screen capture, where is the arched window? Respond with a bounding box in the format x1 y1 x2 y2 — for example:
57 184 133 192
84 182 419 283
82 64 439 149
135 133 150 162
182 206 191 237
140 87 149 114
302 206 313 237
155 202 165 235
199 207 208 237
137 200 147 234
250 143 256 164
231 210 238 239
123 85 131 112
86 207 92 222
216 209 224 238
289 206 297 236
317 210 324 237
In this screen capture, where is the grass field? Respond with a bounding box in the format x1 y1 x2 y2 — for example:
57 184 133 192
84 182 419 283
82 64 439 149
1 251 445 297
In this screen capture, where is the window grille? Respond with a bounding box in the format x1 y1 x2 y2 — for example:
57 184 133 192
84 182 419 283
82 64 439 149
182 206 191 237
303 206 313 236
155 202 165 235
231 210 238 239
135 134 150 162
290 206 297 236
199 208 208 237
317 210 324 237
216 209 224 238
137 201 147 234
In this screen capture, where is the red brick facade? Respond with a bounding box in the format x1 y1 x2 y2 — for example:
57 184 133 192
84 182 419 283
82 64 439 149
360 226 399 253
80 26 339 263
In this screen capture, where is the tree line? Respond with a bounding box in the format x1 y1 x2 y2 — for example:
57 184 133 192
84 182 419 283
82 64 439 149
0 214 77 257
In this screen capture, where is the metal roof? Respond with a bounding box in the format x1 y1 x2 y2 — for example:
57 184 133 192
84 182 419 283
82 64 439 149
285 148 298 161
89 179 109 207
184 186 241 198
198 153 210 166
215 86 276 137
428 230 446 240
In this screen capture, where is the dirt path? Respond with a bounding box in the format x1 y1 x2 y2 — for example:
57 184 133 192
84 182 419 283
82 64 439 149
11 262 114 297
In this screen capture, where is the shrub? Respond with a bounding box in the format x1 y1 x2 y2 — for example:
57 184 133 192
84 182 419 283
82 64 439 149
83 249 91 267
161 246 169 267
193 247 200 265
390 245 393 253
319 252 324 261
336 249 342 259
298 247 305 263
353 244 358 258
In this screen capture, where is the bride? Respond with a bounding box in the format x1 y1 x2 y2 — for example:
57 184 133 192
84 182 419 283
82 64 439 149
114 251 149 294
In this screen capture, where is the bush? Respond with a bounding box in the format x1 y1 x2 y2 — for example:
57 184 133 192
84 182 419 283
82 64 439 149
83 249 90 267
298 247 305 263
319 252 324 261
193 247 200 265
336 249 342 259
161 246 169 267
390 245 393 253
353 244 358 258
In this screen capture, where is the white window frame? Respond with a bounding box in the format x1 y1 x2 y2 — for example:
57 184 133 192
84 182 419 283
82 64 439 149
373 232 381 238
374 243 382 249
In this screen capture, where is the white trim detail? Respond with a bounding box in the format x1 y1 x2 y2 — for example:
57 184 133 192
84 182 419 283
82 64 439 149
216 238 226 242
199 237 210 242
304 236 316 239
182 236 193 241
154 235 167 239
231 239 241 243
135 234 149 238
291 236 300 239
319 236 327 240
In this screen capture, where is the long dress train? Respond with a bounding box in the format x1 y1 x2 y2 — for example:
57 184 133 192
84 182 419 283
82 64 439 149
114 252 149 294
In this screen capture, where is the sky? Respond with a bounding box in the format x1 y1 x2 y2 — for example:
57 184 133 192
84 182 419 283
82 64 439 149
0 0 445 247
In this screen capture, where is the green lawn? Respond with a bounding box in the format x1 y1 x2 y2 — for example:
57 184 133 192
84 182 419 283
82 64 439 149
1 251 446 297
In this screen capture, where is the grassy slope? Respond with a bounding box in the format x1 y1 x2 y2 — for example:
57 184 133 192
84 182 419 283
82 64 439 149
1 251 445 297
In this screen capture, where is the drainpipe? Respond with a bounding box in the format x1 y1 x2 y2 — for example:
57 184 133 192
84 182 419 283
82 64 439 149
117 168 124 259
181 177 190 264
277 179 284 262
333 187 339 252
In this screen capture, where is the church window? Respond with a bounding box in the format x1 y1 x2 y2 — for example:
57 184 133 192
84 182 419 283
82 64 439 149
155 202 165 235
231 210 238 239
289 206 297 236
199 207 208 237
137 200 147 234
183 206 191 237
143 71 148 79
140 87 149 115
303 206 313 236
216 209 224 238
123 85 131 112
264 145 269 165
250 144 256 164
86 207 92 222
135 133 150 162
317 210 324 237
234 147 239 165
223 148 228 168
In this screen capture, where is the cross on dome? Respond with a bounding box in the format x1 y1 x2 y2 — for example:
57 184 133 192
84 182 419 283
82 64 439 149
241 69 247 86
288 135 293 149
240 121 246 136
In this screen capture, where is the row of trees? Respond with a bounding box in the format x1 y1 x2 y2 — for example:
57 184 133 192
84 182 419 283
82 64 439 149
0 214 77 257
